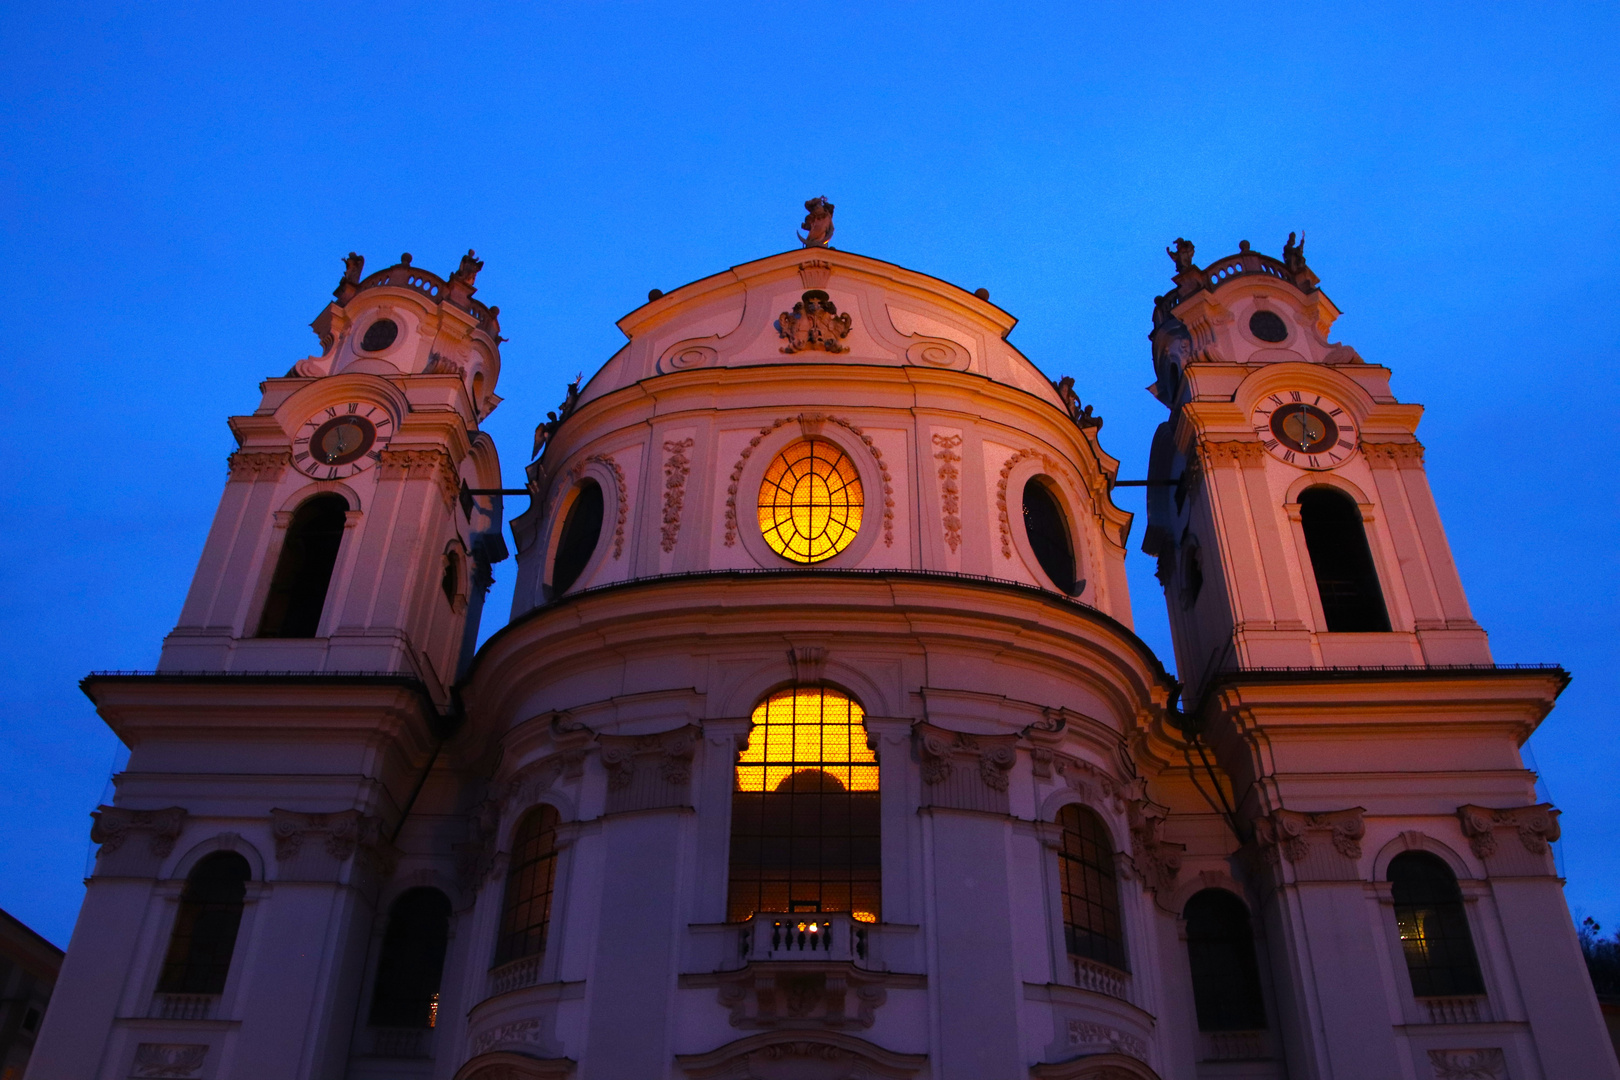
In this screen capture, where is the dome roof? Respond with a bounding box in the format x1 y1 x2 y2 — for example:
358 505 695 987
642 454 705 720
573 247 1068 412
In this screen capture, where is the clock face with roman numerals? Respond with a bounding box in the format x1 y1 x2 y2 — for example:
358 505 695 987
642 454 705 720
1250 390 1358 470
293 401 394 479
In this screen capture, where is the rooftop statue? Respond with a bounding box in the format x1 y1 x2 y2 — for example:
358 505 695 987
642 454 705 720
333 251 366 302
798 196 835 248
1283 231 1307 275
1167 237 1197 273
452 249 484 286
1052 375 1103 431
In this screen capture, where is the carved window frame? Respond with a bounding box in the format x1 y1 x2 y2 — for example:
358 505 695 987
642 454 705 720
1000 453 1093 601
146 837 269 1021
1035 791 1135 996
540 462 618 599
486 792 582 992
733 423 884 570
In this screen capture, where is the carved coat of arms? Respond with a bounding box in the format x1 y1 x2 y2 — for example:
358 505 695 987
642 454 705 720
777 289 852 354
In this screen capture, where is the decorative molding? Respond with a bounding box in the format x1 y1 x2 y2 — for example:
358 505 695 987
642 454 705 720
1428 1048 1507 1080
569 454 627 558
788 646 827 684
658 340 719 373
700 963 905 1030
1201 440 1267 467
931 433 963 552
132 1043 209 1078
724 414 894 549
904 336 970 368
453 1049 576 1080
1363 441 1427 467
91 806 186 859
379 447 460 508
1127 806 1185 895
1253 807 1365 878
269 809 394 877
660 438 695 553
676 1031 927 1079
598 725 700 814
226 450 290 482
777 290 853 353
997 449 1062 558
1457 803 1561 861
1030 1050 1163 1080
1066 1020 1149 1060
798 260 832 289
916 722 1017 813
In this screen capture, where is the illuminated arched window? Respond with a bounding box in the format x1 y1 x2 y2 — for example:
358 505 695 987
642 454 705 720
728 687 880 922
494 806 560 967
1057 804 1126 970
757 439 864 563
1389 852 1484 997
157 852 252 995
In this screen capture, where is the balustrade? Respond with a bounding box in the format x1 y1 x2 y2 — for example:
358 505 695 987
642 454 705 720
1422 995 1488 1024
149 993 218 1020
1069 955 1129 1001
486 953 544 998
737 913 869 965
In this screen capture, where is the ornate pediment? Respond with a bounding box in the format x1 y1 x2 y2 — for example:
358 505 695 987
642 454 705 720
676 1031 926 1080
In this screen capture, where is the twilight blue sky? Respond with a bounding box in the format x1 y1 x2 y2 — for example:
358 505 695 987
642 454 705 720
1 3 1615 947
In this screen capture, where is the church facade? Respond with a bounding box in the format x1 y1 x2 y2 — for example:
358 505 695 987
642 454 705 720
28 209 1614 1079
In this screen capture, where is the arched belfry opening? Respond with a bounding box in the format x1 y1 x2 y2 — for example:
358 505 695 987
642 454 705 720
1299 486 1390 632
257 493 348 638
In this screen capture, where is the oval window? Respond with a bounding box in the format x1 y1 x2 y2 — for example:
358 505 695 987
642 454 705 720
757 439 864 564
1248 310 1288 343
1022 478 1077 594
361 318 400 351
551 480 604 595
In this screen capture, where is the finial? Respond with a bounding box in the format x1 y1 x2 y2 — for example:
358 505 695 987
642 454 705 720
400 252 413 266
1238 240 1251 253
648 288 664 301
798 197 835 248
974 288 991 301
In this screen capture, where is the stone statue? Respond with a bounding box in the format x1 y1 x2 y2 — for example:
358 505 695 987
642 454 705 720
1052 376 1103 431
453 249 484 285
1167 238 1197 273
798 197 835 248
1283 231 1307 274
341 252 365 284
777 290 852 353
530 375 585 459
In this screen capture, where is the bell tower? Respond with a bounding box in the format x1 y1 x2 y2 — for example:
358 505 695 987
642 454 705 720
1141 236 1491 701
159 250 508 695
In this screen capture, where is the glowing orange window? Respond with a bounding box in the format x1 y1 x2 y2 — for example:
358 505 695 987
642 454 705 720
757 439 864 563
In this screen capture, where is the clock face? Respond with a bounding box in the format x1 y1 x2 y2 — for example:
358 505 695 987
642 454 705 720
1250 390 1358 470
293 402 393 479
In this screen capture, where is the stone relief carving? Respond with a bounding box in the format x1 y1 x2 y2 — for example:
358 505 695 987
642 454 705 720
568 453 627 558
777 290 853 354
226 450 291 482
269 808 393 876
997 448 1068 559
661 438 695 553
379 447 461 508
132 1042 209 1078
1201 440 1267 467
1067 1019 1149 1059
1253 807 1365 865
91 806 186 858
1457 803 1561 860
903 336 970 368
598 725 701 814
787 646 827 684
707 965 898 1029
1427 1048 1508 1080
1126 804 1185 895
798 260 832 289
917 724 1017 792
931 433 963 553
724 414 894 549
1363 441 1427 467
658 340 719 373
676 1031 928 1080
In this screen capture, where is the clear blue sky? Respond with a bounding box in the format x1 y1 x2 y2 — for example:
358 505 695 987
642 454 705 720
1 3 1615 947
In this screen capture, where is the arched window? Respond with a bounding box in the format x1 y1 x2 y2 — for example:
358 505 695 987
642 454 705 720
257 493 348 637
1023 478 1078 594
1057 805 1126 970
1389 852 1484 997
495 806 561 967
370 888 452 1028
729 687 880 922
442 548 463 606
157 852 252 995
1299 486 1390 632
551 481 604 596
1184 889 1266 1031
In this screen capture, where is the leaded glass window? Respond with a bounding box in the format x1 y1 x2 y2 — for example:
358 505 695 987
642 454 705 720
1389 852 1484 997
1057 804 1126 970
757 439 864 563
728 687 880 922
494 806 560 966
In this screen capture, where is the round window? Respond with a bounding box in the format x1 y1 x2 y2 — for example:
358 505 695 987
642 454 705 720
757 439 864 564
1022 478 1077 594
361 318 400 352
1248 310 1288 343
551 480 604 595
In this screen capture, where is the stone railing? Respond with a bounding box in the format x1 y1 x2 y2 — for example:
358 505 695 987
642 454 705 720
486 953 544 998
737 913 869 965
1421 995 1489 1024
369 1026 433 1059
1203 1030 1269 1061
354 263 496 328
149 993 218 1020
1202 251 1293 289
1070 955 1130 1001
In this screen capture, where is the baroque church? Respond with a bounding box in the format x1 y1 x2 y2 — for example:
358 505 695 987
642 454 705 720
30 201 1614 1080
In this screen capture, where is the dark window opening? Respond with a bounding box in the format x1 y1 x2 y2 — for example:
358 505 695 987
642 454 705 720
1023 478 1078 594
21 1007 40 1033
728 688 880 923
1058 805 1126 971
1249 310 1288 343
442 550 462 606
361 318 399 351
257 494 348 638
1185 889 1267 1031
1299 486 1390 632
1390 852 1485 997
157 852 252 995
495 806 560 967
551 481 604 596
369 888 452 1028
1180 543 1204 610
